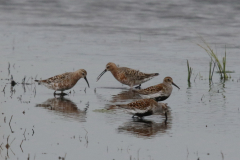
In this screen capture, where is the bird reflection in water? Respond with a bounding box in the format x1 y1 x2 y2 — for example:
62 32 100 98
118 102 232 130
95 87 141 110
95 88 141 110
36 97 88 122
110 89 141 103
118 113 172 138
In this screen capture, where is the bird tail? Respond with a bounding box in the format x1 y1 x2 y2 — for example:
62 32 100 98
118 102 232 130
146 73 159 77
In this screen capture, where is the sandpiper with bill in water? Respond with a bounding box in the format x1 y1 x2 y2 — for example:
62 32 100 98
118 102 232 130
116 99 169 121
35 69 90 96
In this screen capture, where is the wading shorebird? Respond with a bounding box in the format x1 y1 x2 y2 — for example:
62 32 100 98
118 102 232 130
117 99 168 121
96 62 159 88
133 77 180 101
35 69 90 96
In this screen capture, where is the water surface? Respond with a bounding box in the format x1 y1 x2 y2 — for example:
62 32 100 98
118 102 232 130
0 0 240 159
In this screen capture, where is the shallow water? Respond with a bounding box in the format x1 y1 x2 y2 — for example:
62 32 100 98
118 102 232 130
0 0 240 159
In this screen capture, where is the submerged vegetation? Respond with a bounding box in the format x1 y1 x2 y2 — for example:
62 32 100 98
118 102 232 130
93 109 113 113
209 58 216 83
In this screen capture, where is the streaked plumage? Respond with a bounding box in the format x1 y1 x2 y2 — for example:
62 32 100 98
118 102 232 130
35 69 90 95
134 77 180 101
117 99 168 120
96 62 159 88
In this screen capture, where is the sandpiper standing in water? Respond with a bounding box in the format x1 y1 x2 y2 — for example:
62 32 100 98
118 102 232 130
96 62 159 88
35 69 90 96
133 77 180 101
116 99 168 121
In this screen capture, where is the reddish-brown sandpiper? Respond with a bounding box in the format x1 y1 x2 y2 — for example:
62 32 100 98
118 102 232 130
96 62 159 88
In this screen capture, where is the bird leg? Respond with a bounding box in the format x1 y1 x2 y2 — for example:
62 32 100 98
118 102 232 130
135 84 141 89
164 112 168 123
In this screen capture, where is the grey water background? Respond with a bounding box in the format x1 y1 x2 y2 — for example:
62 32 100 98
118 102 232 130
0 0 240 159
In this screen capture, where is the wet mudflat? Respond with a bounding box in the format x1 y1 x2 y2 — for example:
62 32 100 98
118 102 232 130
1 0 240 159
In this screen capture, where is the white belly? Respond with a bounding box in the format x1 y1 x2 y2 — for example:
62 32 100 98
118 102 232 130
140 92 162 99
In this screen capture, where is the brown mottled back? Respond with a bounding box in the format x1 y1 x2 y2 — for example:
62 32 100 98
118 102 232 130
136 84 166 95
126 99 157 110
121 67 157 80
43 72 72 84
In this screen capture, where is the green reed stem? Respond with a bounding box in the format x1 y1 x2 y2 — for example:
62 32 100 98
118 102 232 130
209 59 212 81
197 37 229 80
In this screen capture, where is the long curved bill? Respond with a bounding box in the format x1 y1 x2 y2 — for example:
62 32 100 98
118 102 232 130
172 82 180 89
96 69 107 82
84 77 90 88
